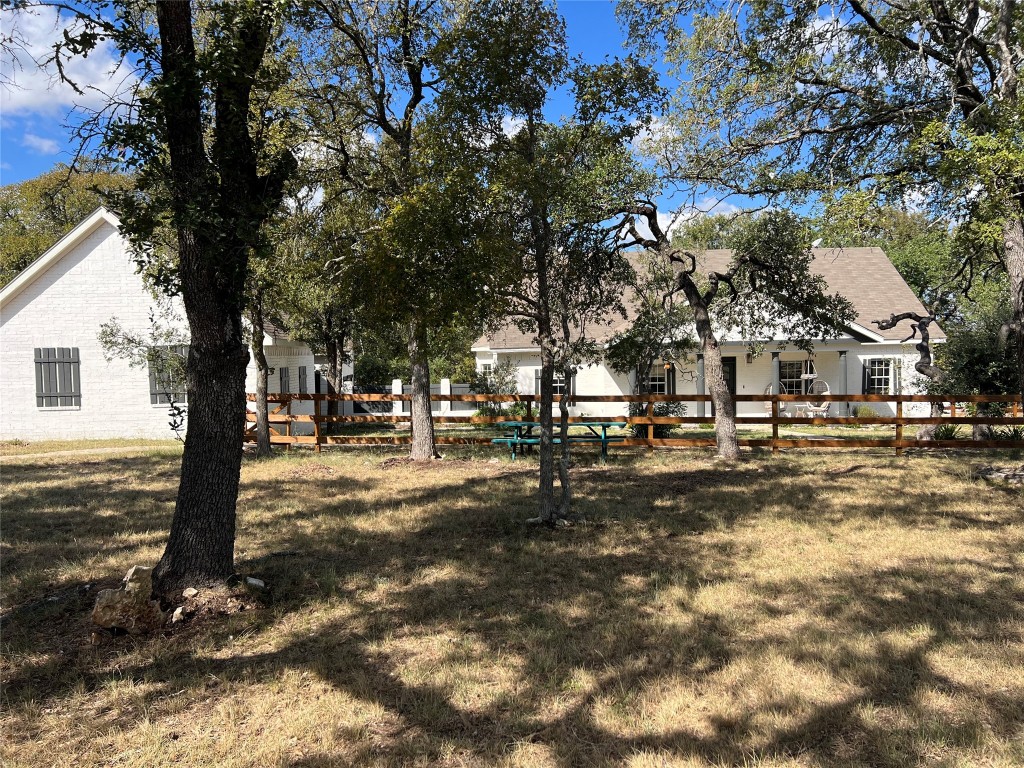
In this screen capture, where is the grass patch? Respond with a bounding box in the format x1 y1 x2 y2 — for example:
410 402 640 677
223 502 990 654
2 447 1022 767
0 438 182 457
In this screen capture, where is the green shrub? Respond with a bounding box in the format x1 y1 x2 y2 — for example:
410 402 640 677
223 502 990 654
629 401 686 438
852 405 877 419
996 425 1024 441
933 423 962 440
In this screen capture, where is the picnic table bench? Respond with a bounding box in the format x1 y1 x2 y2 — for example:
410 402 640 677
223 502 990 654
493 421 626 462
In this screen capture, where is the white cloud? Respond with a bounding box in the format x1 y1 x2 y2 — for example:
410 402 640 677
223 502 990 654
0 5 138 117
21 132 60 154
501 116 525 138
631 116 679 154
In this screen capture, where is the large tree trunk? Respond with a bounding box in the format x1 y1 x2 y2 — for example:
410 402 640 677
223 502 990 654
247 300 272 458
408 316 437 460
151 0 285 595
1005 215 1024 397
678 276 739 459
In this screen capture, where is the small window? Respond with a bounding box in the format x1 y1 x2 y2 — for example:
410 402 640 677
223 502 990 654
864 358 892 394
534 370 574 396
480 362 493 381
35 347 81 407
148 345 188 404
279 366 290 393
298 365 307 394
643 364 675 395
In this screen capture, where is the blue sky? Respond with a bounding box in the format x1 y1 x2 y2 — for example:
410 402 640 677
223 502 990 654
0 1 643 187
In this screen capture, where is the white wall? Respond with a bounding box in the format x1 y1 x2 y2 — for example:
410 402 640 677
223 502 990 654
1 219 319 441
477 342 931 420
477 351 633 417
0 220 191 440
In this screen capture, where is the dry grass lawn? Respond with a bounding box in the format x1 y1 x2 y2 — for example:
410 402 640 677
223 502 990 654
1 445 1022 767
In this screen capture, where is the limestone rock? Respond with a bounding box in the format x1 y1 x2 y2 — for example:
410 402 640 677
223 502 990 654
245 577 265 589
171 606 185 624
91 565 164 634
182 587 199 599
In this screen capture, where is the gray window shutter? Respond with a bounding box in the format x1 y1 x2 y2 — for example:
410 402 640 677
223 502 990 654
280 367 290 393
534 370 541 395
298 366 307 394
34 347 81 407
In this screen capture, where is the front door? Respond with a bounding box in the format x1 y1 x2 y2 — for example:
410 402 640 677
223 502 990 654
711 356 737 415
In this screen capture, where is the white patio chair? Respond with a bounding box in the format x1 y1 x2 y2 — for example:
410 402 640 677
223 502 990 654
804 379 831 418
764 384 790 417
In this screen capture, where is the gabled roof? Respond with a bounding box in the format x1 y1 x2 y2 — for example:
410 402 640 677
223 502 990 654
474 246 943 351
0 206 124 310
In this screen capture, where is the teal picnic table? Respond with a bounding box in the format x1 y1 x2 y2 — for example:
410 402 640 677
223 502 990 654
493 421 626 462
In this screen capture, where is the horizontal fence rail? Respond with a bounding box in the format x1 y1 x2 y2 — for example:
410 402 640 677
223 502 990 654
243 392 1024 455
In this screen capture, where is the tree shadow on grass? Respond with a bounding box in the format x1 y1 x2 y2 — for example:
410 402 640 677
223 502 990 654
2 452 1022 766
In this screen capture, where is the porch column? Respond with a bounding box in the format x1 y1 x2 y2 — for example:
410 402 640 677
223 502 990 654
696 354 706 418
838 351 849 416
771 351 781 395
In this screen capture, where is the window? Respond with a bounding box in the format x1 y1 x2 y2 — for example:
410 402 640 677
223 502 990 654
298 365 307 394
35 347 81 407
480 362 493 381
279 366 290 393
780 360 816 395
642 364 676 395
864 358 892 394
534 370 574 396
148 345 188 405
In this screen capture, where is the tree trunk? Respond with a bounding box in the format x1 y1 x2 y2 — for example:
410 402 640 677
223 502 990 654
678 276 739 459
150 0 285 595
555 361 573 521
247 300 272 458
1005 215 1024 397
534 337 557 523
324 333 346 432
155 332 248 592
408 316 437 460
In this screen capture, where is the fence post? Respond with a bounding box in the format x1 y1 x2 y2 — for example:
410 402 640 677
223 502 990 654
526 395 533 421
440 378 452 415
313 395 322 454
771 396 779 455
285 394 292 450
646 399 654 450
895 399 903 457
392 379 403 418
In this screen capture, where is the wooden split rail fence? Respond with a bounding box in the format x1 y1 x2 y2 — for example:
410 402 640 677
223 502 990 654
244 392 1024 455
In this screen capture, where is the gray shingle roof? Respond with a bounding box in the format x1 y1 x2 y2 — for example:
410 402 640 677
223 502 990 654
474 246 943 350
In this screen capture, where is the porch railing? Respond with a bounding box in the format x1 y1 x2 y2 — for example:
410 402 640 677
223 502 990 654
244 392 1024 455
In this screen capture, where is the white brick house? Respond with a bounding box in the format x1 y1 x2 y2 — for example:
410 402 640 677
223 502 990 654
474 247 945 418
0 207 317 440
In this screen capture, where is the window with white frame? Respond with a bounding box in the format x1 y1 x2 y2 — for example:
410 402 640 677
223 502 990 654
779 359 817 394
480 362 493 382
864 358 892 394
644 364 675 395
148 345 188 405
534 370 574 396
